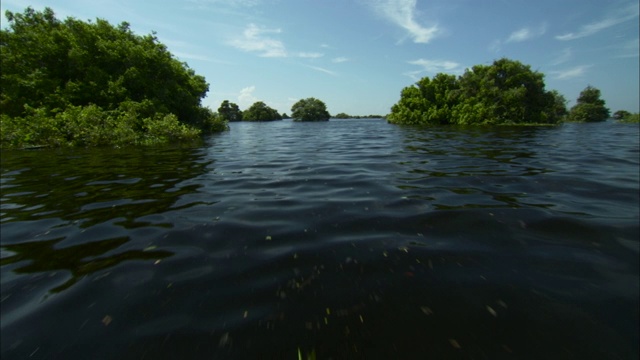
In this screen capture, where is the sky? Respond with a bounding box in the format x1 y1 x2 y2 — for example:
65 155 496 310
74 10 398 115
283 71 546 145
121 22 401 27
1 0 639 116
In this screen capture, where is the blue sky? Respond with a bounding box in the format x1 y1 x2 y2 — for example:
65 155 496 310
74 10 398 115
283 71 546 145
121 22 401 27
2 0 638 116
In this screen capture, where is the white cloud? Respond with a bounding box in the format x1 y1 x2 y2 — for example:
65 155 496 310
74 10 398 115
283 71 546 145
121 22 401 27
332 57 349 63
238 86 258 108
307 66 337 76
556 2 639 41
550 65 592 80
550 47 573 65
405 59 462 80
506 24 547 43
187 0 261 8
408 59 462 73
371 0 440 44
616 38 639 58
229 24 287 57
297 52 324 58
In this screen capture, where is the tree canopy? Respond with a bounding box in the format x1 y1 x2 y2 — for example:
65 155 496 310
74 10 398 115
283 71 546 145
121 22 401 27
567 86 610 122
218 100 243 122
0 7 226 148
388 58 566 126
291 98 331 121
242 101 282 121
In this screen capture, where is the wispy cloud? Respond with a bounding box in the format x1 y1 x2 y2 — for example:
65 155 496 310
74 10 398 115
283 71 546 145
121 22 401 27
550 47 573 66
229 24 286 57
550 65 592 80
506 23 547 43
616 38 639 58
405 59 462 80
238 85 258 108
187 0 261 8
556 2 639 41
371 0 440 44
307 65 337 76
408 59 462 73
297 52 324 58
332 57 349 63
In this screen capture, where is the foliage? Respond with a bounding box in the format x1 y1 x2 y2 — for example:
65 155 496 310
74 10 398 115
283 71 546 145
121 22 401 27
218 100 243 122
616 112 640 123
613 110 631 120
334 112 350 119
242 101 281 121
291 98 331 121
388 58 565 126
0 102 207 148
567 86 610 122
0 7 226 148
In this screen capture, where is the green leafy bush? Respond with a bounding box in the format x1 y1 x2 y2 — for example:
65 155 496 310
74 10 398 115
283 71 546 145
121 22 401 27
0 7 227 148
388 58 566 126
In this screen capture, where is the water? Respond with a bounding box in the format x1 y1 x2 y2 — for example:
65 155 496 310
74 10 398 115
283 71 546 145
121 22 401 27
1 119 638 359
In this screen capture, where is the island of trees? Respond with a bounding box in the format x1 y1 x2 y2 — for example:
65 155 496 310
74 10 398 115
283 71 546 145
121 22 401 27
216 98 330 122
0 7 227 148
387 58 569 126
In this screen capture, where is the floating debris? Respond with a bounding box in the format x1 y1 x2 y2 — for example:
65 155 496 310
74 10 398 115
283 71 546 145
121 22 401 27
219 332 231 347
420 306 433 315
486 305 497 317
449 339 461 349
102 315 113 326
265 235 272 241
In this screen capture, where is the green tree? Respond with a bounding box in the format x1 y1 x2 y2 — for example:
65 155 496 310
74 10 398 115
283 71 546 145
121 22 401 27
388 58 563 126
0 7 226 148
567 86 610 122
613 110 631 120
218 100 243 122
334 112 350 119
242 101 281 121
291 98 330 121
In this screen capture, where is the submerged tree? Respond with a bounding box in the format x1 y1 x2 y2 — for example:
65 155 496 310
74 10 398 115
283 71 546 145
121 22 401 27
291 98 330 121
0 7 226 148
613 110 631 120
388 58 565 126
218 100 243 122
242 101 281 121
567 86 610 122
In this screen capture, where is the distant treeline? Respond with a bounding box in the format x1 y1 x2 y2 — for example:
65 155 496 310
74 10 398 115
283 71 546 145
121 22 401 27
333 113 385 119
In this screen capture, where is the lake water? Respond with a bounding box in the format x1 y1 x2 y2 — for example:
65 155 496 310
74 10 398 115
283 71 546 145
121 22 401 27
1 119 638 359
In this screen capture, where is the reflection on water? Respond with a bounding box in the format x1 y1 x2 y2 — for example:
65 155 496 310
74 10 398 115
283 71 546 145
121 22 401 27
1 120 638 359
1 145 213 228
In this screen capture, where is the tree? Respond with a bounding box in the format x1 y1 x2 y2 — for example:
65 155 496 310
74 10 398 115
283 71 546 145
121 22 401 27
567 86 610 122
291 98 330 121
218 100 242 122
613 110 631 120
242 101 281 121
334 112 350 119
0 7 226 148
388 58 563 126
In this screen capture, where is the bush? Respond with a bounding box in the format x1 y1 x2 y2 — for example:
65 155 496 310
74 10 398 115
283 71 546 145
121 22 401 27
0 7 227 148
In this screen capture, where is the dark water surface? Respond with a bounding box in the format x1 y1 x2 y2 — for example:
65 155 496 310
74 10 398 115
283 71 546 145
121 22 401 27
1 119 638 359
